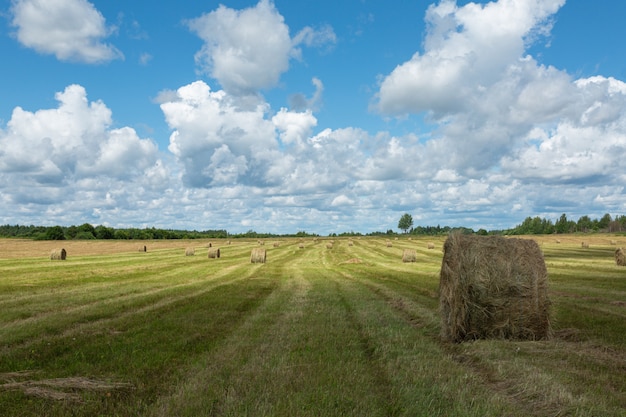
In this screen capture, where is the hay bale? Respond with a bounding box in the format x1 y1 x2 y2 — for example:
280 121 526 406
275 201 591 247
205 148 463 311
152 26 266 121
185 248 195 256
348 240 354 246
428 243 435 249
250 248 266 263
50 248 67 260
273 242 280 248
386 240 392 248
610 240 617 245
138 245 147 252
615 248 626 266
581 242 589 249
298 243 304 249
326 243 333 249
556 240 561 244
208 248 221 259
402 249 417 263
439 233 551 343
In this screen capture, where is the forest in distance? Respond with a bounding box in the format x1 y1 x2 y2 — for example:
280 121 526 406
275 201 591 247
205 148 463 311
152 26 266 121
1 212 626 241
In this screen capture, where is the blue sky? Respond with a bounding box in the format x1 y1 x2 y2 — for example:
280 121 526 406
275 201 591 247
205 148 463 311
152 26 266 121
1 0 626 235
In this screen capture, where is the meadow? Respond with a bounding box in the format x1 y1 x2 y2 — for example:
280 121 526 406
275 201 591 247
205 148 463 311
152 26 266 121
0 235 624 416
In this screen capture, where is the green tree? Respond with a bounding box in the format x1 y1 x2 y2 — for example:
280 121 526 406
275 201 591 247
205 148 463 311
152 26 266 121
45 226 66 240
398 213 413 234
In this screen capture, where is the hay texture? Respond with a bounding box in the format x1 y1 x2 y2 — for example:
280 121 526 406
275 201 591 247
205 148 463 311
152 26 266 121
207 248 221 259
50 248 67 260
581 242 589 249
185 248 195 256
428 243 435 249
138 245 147 252
250 248 266 263
439 233 551 343
615 248 626 266
402 249 417 263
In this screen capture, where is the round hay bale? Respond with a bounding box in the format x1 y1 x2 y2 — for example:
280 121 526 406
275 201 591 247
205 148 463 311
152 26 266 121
273 242 280 248
610 240 617 245
402 249 417 263
326 243 333 249
299 243 304 249
185 248 195 256
250 248 266 263
581 242 589 249
556 240 561 244
386 240 392 248
428 243 435 249
348 240 354 246
138 245 147 252
439 233 551 343
50 248 67 260
208 248 221 259
615 248 626 266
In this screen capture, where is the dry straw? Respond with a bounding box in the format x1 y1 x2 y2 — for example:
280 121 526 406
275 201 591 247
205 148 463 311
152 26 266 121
50 248 67 260
439 233 551 343
208 248 221 259
250 248 266 263
185 248 195 256
326 243 333 249
581 242 589 249
386 240 392 248
273 242 280 248
428 243 435 249
402 249 417 263
299 243 305 249
615 248 626 266
138 245 147 252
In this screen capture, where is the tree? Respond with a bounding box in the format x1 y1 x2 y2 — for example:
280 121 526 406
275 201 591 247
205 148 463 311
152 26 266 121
398 213 413 234
45 226 66 240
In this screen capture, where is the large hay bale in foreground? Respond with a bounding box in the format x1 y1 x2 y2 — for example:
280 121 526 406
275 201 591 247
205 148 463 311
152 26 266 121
50 248 67 260
208 248 221 259
250 248 266 263
439 233 551 343
615 248 626 266
402 249 417 263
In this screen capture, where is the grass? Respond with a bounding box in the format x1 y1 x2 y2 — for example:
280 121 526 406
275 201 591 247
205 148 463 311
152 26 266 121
0 236 625 416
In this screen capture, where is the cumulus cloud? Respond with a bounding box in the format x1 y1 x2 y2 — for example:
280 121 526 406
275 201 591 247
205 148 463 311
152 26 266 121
0 84 161 190
187 0 335 94
10 0 123 63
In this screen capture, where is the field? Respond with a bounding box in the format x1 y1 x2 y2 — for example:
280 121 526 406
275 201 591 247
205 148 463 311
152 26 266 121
0 235 625 416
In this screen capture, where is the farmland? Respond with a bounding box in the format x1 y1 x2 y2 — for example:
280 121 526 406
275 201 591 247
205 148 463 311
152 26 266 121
0 236 625 416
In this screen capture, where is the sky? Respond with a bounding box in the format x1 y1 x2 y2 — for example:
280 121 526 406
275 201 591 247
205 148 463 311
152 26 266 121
1 0 626 235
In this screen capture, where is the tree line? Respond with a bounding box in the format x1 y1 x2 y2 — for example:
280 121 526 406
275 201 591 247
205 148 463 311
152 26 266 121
1 212 625 241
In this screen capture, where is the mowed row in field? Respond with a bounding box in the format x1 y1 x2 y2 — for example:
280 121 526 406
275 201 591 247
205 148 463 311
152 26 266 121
0 236 625 416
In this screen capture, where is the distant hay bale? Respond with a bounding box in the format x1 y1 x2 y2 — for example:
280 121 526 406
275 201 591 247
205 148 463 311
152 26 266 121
138 245 147 252
439 233 551 343
185 248 195 256
258 240 265 246
250 248 266 263
615 248 626 266
386 240 392 248
581 242 589 249
208 242 212 248
299 243 304 249
50 248 67 260
556 240 561 244
394 237 399 241
273 242 280 248
348 240 354 246
610 240 617 245
428 243 435 249
207 248 221 259
326 243 333 249
402 249 417 263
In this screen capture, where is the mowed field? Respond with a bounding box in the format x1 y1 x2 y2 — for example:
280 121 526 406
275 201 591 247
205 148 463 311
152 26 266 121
0 235 624 416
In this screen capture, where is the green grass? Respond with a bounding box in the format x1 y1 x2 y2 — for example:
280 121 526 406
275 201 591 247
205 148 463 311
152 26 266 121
0 237 625 416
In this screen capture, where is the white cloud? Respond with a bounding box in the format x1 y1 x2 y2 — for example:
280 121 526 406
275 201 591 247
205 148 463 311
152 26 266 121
10 0 123 63
187 0 335 95
187 0 292 94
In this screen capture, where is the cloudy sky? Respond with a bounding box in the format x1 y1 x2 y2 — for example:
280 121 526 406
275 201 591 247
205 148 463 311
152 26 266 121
1 0 625 235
